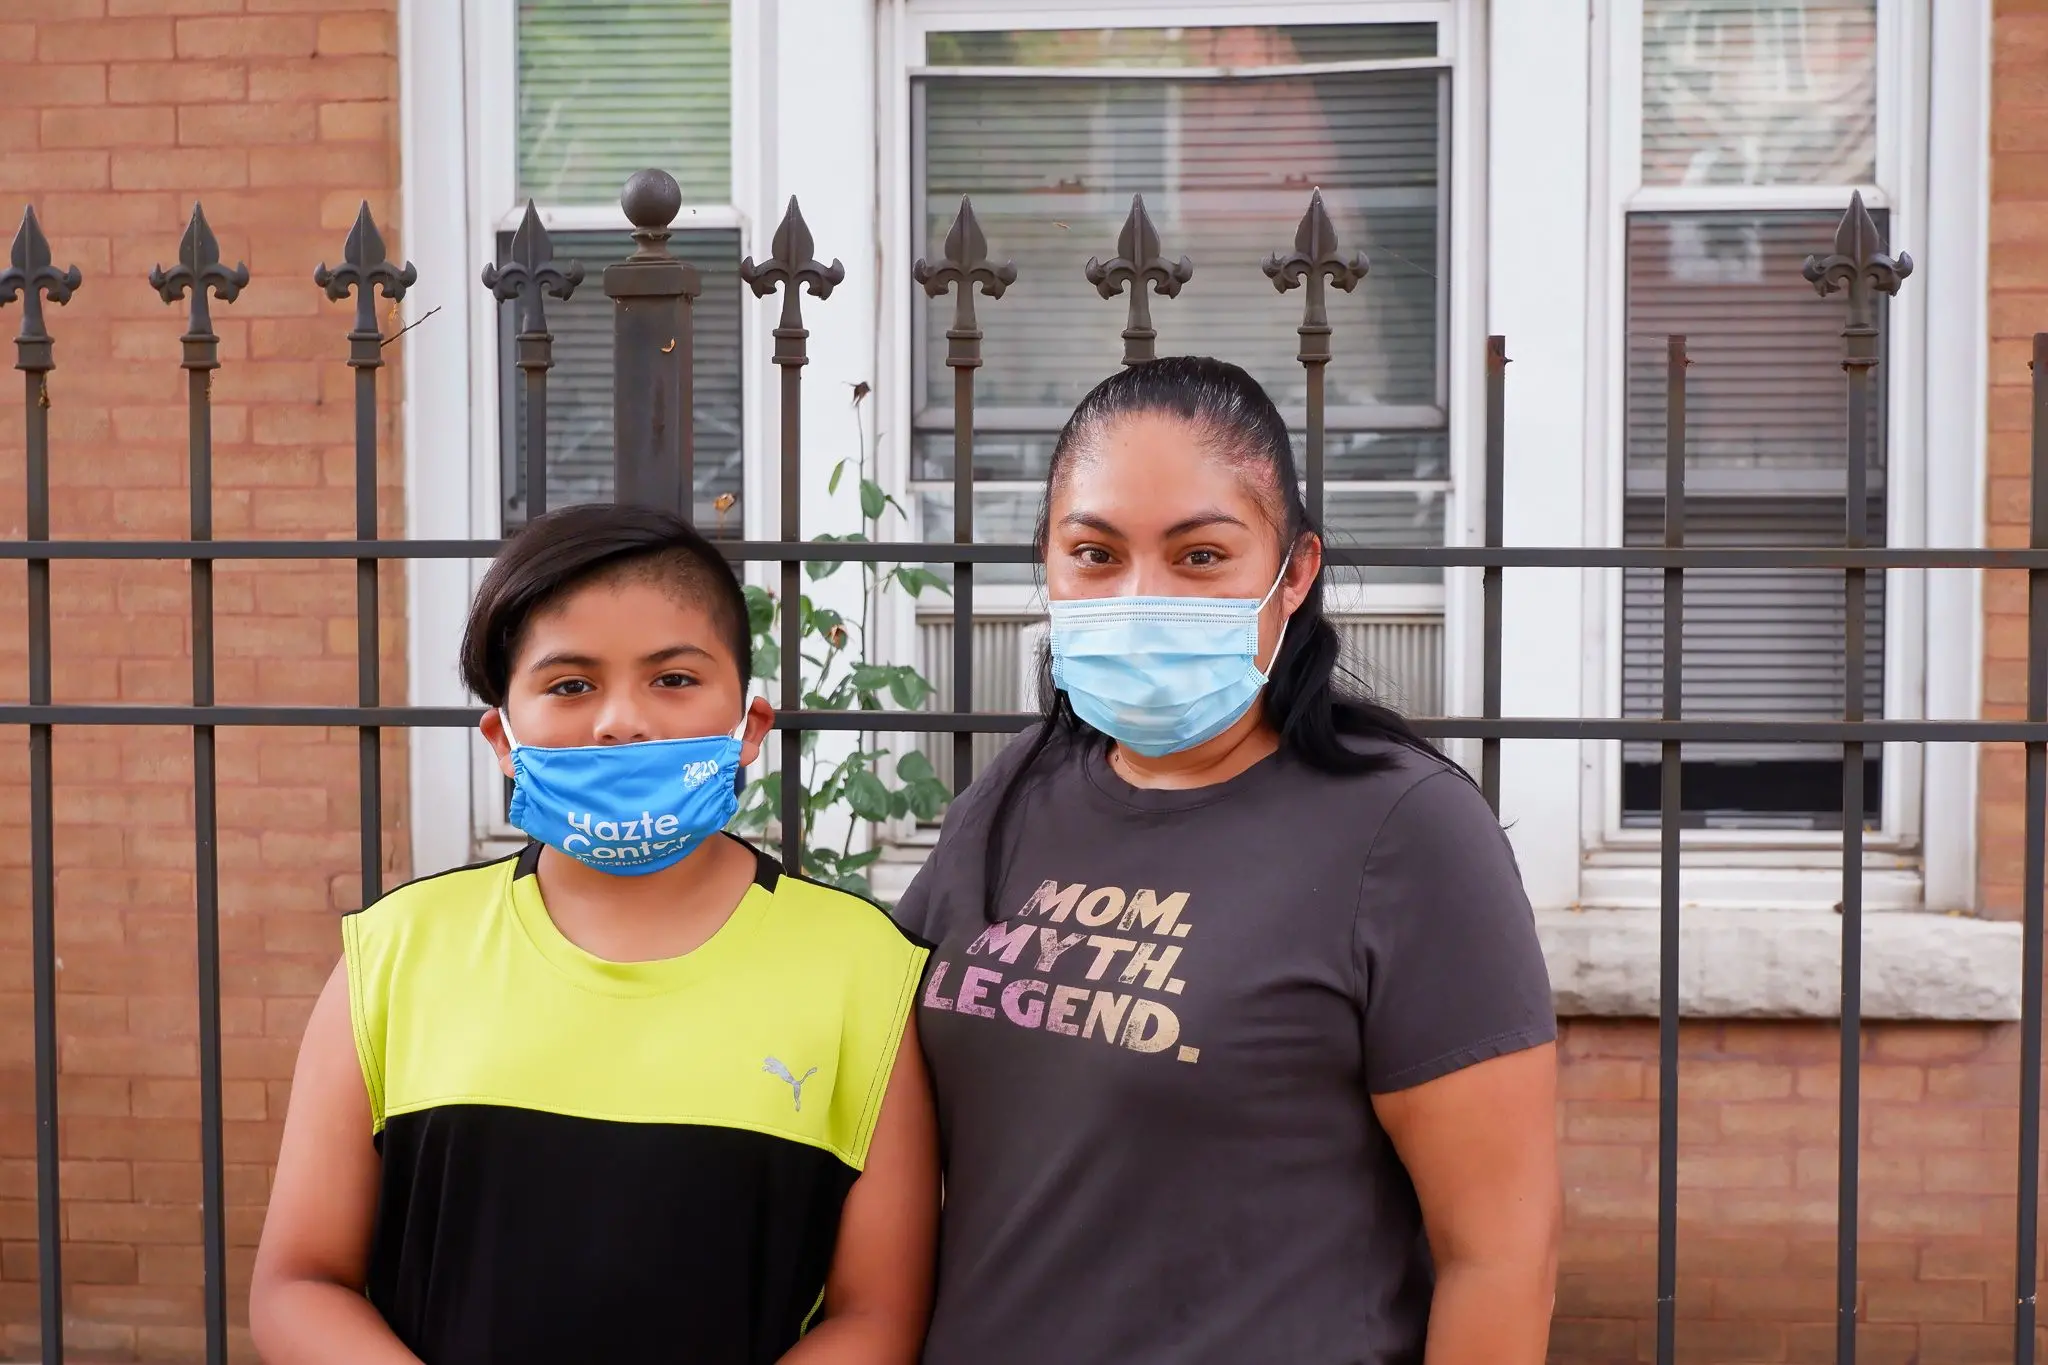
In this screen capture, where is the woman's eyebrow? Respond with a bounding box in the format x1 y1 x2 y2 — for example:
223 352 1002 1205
1162 510 1248 538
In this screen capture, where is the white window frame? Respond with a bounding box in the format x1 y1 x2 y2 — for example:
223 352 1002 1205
876 0 1489 760
400 0 778 870
1548 0 1985 913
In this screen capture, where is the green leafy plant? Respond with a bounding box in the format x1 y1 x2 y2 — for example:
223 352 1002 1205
729 385 953 899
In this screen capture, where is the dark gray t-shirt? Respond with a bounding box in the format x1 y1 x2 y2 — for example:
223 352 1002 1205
893 730 1555 1365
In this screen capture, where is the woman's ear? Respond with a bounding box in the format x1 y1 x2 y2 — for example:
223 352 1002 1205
739 694 776 768
1282 531 1324 615
479 708 515 780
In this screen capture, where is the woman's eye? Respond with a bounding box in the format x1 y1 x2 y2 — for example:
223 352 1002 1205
1184 549 1219 567
1078 546 1113 566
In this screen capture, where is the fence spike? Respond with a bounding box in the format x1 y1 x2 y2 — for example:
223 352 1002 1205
1801 190 1913 327
741 196 845 326
2 206 83 354
315 201 416 345
913 196 1017 350
1084 194 1192 366
1264 190 1367 313
483 200 583 335
149 203 248 346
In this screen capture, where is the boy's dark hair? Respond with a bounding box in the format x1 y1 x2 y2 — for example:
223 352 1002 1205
460 503 751 707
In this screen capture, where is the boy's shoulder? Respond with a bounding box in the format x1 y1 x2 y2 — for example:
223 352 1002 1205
346 849 522 931
750 842 934 957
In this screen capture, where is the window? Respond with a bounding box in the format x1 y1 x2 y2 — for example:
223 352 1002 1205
907 15 1456 788
500 0 743 530
1616 0 1892 830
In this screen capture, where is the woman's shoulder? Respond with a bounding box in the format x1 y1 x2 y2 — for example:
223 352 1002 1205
1284 733 1497 839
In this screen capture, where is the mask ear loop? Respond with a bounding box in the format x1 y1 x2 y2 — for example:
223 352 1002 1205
1254 552 1296 678
498 708 522 751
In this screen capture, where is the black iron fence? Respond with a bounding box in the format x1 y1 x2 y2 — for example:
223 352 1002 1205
1 170 2044 1365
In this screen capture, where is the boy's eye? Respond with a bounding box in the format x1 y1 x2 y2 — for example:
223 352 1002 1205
547 678 593 697
654 672 695 689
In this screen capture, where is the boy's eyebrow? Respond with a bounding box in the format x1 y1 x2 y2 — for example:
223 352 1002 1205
525 643 714 673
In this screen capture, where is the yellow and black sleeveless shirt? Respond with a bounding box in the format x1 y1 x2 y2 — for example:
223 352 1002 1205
342 838 928 1364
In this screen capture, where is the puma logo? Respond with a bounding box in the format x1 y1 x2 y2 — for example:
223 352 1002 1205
762 1056 818 1112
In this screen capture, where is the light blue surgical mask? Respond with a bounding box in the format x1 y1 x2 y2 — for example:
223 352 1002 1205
1048 564 1291 758
500 711 746 876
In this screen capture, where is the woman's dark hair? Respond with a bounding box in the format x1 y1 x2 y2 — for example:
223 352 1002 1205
460 503 751 707
978 355 1451 920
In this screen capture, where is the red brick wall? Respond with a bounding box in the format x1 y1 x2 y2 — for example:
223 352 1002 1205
0 4 408 1360
1985 5 2048 913
1553 1019 2038 1365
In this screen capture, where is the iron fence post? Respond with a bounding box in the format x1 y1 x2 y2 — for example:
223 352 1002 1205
2019 332 2048 1365
741 197 843 871
148 202 246 1365
1804 189 1912 1365
0 205 77 1365
317 203 416 907
1265 189 1366 542
484 200 582 522
607 170 701 517
1655 334 1690 1365
915 197 1015 802
1481 337 1507 811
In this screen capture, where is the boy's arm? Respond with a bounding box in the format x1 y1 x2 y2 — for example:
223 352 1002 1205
779 1019 939 1365
249 961 421 1365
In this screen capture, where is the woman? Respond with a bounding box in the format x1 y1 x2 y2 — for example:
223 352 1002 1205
895 356 1560 1365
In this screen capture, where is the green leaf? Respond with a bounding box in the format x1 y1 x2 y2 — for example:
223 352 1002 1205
845 769 893 822
840 847 884 872
888 668 932 710
888 789 911 820
848 663 895 694
859 479 886 522
744 583 776 635
809 607 844 636
894 750 935 783
892 566 952 598
908 776 951 822
751 640 780 683
828 460 846 495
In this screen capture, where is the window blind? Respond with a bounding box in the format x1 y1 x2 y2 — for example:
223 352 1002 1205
498 230 744 533
925 24 1439 68
518 0 731 205
918 70 1443 420
1642 0 1876 188
1620 210 1887 787
914 62 1447 557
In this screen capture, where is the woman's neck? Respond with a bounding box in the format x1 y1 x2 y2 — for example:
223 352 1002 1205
1108 710 1280 791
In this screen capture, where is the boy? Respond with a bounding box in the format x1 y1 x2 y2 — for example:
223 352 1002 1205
251 504 937 1364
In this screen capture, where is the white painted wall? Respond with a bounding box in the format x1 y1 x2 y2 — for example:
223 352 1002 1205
1485 1 1592 911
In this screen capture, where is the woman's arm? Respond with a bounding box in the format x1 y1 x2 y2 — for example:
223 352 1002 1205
249 962 420 1365
778 1018 939 1365
1373 1043 1562 1365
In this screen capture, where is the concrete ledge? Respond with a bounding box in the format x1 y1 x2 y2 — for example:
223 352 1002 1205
1538 907 2023 1022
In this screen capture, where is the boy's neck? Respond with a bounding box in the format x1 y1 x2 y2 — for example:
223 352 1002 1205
532 834 756 964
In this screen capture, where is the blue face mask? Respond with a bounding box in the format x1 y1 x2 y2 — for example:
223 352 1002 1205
501 712 746 876
1048 565 1291 759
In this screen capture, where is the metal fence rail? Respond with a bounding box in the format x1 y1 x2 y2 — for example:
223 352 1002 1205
1 174 2044 1365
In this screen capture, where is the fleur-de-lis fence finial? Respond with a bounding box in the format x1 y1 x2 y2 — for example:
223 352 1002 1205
149 203 248 368
740 196 845 366
913 196 1017 370
482 200 584 343
2 206 83 373
1085 194 1193 366
314 201 417 366
1801 190 1912 368
1264 188 1368 366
